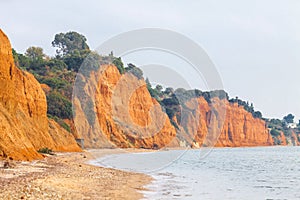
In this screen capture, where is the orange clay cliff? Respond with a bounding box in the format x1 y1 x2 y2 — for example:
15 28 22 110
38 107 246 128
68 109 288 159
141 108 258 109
0 30 81 161
0 29 287 161
74 64 274 149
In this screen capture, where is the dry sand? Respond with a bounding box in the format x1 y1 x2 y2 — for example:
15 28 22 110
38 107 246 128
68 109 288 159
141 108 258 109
0 149 153 200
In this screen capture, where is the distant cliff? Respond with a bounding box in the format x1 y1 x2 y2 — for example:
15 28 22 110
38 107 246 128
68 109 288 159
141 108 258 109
74 64 273 148
0 29 81 160
165 96 273 147
215 101 273 147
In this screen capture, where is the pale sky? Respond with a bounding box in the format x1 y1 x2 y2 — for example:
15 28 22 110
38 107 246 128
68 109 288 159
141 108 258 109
1 0 300 120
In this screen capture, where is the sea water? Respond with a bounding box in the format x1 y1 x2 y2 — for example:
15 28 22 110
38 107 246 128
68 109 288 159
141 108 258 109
89 146 300 200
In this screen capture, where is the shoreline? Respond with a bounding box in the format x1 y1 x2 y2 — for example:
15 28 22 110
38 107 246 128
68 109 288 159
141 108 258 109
0 146 295 199
89 146 300 200
0 149 153 200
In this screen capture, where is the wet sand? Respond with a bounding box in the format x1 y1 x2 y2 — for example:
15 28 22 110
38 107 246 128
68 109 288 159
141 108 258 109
0 149 152 200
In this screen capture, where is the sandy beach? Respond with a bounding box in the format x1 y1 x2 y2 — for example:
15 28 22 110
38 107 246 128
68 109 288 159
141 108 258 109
0 149 152 200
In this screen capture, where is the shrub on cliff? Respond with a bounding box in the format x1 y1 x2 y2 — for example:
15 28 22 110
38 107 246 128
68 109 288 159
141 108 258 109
63 49 90 72
209 90 229 100
270 128 280 137
229 97 264 119
125 63 143 80
13 47 46 72
13 49 31 70
252 111 262 119
46 91 72 119
39 77 68 90
48 114 71 132
146 78 161 100
79 51 102 77
283 129 292 137
112 57 125 74
164 87 174 96
46 58 67 71
38 148 54 155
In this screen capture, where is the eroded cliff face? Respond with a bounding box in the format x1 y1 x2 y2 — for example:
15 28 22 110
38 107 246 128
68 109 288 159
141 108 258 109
273 130 300 146
172 97 273 147
74 64 273 149
215 101 273 147
0 29 81 160
290 131 300 146
74 65 177 148
278 132 287 146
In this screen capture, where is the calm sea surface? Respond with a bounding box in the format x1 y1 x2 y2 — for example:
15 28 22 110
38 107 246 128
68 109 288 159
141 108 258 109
89 147 300 200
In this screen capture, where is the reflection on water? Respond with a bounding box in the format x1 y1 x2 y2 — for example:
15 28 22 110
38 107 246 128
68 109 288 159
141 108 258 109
90 146 300 200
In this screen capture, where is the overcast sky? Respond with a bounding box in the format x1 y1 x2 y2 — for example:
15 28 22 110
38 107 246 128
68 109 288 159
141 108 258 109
1 0 300 120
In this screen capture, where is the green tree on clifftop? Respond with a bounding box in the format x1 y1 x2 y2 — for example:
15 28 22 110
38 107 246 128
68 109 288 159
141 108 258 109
25 46 45 60
52 31 90 56
283 113 294 124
